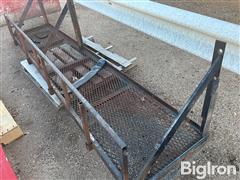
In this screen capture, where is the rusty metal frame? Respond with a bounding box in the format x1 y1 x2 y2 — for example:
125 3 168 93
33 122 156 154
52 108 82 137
4 1 227 179
4 13 128 180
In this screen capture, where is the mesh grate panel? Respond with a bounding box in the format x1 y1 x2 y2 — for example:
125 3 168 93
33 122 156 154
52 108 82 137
88 88 201 179
46 44 201 179
25 25 202 179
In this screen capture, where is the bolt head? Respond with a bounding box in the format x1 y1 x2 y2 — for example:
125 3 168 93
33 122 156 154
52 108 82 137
218 49 223 55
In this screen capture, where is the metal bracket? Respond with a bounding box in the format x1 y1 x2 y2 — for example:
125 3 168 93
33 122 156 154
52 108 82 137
70 59 106 91
201 40 226 136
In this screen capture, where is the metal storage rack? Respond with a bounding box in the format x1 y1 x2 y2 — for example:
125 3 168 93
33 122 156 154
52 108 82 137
5 0 226 179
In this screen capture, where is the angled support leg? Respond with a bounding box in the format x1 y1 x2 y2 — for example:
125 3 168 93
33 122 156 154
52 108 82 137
43 3 69 52
201 41 226 136
18 0 49 27
66 0 83 48
18 0 33 28
13 0 50 51
37 0 49 24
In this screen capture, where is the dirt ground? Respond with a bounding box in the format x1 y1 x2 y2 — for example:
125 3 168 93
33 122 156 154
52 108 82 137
154 0 240 24
0 4 240 180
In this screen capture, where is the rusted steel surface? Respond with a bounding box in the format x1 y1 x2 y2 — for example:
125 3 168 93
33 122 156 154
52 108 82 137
4 0 226 179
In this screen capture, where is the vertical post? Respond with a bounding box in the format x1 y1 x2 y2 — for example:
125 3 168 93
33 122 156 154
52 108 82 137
37 0 49 24
61 80 71 108
66 0 83 48
39 58 54 95
122 148 129 180
79 104 93 151
32 49 41 66
201 40 226 136
17 32 32 64
4 15 18 45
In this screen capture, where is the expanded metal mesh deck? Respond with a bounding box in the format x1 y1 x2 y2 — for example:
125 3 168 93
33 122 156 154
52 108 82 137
23 26 202 178
89 87 201 179
42 43 202 179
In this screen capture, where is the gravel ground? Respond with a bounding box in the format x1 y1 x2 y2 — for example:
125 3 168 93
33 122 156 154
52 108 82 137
0 4 239 180
153 0 240 24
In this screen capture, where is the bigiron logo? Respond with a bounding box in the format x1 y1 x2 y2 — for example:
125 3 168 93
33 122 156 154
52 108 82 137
181 161 237 179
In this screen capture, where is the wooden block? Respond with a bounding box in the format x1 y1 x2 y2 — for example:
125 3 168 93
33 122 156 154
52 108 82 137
0 101 23 145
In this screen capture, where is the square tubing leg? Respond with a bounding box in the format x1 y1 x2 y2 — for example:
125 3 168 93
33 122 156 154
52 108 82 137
122 148 129 180
79 104 93 151
18 0 33 28
66 0 83 48
201 40 226 136
37 0 49 24
39 58 55 95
